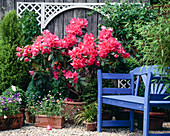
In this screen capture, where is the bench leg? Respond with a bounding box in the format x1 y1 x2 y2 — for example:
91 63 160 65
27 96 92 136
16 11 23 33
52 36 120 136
97 101 102 132
129 109 134 132
143 109 150 136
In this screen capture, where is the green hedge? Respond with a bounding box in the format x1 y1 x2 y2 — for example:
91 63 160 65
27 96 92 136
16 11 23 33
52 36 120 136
0 10 31 93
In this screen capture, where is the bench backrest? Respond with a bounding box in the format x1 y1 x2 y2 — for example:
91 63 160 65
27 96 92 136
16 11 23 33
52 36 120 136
131 65 168 95
98 65 169 97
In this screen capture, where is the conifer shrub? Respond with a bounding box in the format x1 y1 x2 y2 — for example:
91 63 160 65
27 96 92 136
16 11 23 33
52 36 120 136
0 10 30 94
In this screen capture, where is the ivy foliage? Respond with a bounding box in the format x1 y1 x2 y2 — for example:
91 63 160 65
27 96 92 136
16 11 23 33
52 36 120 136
0 10 30 93
19 10 41 46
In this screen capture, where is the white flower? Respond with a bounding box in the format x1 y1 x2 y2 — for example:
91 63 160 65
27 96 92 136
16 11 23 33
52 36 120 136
19 98 22 102
11 85 16 92
4 115 7 119
0 109 2 112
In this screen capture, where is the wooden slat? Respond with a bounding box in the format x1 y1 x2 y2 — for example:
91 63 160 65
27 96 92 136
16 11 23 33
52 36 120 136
102 120 130 127
102 73 131 80
157 84 164 94
161 84 169 94
102 88 132 94
74 0 86 18
102 96 144 111
53 0 64 38
150 94 170 101
135 75 140 96
149 133 170 136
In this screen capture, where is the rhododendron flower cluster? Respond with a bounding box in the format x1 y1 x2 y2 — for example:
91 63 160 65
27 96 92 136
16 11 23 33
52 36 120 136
65 18 88 36
16 18 130 86
68 33 98 69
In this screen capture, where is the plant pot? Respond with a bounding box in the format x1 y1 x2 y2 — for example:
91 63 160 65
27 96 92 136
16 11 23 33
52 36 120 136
102 111 112 120
85 122 97 131
115 108 130 120
25 110 35 123
20 108 25 126
63 101 86 123
135 110 166 130
0 113 23 130
35 115 65 129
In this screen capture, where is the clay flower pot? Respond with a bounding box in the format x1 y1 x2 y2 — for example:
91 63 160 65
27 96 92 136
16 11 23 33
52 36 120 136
25 110 35 123
0 113 23 130
63 101 86 123
135 110 166 130
35 115 65 129
84 122 97 131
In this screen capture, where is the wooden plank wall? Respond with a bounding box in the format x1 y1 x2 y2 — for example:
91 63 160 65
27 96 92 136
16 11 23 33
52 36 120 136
0 0 146 39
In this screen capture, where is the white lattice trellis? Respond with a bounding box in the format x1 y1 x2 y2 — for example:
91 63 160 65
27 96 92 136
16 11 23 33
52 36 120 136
17 2 111 32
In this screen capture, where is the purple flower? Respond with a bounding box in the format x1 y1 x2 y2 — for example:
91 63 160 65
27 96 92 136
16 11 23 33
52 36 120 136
7 98 13 103
52 99 55 102
2 97 6 101
1 103 4 106
38 96 41 98
2 107 8 111
39 101 42 104
16 98 20 102
13 93 20 98
7 92 11 94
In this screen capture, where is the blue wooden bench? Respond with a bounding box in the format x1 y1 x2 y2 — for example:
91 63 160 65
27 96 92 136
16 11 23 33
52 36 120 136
97 66 170 136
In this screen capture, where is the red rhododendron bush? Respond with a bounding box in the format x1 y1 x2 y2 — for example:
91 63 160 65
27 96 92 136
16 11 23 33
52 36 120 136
16 18 130 100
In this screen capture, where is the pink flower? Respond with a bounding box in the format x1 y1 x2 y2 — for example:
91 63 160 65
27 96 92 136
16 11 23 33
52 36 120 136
47 125 52 130
64 71 73 79
16 52 21 57
29 71 34 75
24 57 29 62
114 54 118 58
16 46 22 52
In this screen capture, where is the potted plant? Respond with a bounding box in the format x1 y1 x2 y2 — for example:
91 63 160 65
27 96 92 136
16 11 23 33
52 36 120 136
0 90 23 130
76 102 97 131
28 91 65 129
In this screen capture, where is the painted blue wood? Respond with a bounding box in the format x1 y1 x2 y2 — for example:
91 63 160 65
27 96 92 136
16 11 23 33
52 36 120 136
97 70 102 132
135 75 140 96
102 88 132 94
102 73 132 80
102 120 130 127
97 66 170 135
129 109 134 132
143 72 152 136
149 133 170 136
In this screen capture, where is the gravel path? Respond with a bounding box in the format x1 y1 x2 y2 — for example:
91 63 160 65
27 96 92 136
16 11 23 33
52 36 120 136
0 123 170 136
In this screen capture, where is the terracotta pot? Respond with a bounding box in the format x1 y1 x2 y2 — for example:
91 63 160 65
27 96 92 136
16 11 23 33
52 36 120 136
20 108 25 126
35 115 65 129
25 110 35 123
63 101 86 123
135 110 166 130
0 113 23 130
102 111 112 120
115 109 130 120
85 122 97 131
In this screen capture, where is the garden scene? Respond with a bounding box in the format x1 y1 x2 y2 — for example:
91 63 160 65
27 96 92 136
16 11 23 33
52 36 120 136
0 0 169 136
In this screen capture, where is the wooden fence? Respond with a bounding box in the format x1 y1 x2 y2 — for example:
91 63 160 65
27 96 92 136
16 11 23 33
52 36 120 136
0 0 147 38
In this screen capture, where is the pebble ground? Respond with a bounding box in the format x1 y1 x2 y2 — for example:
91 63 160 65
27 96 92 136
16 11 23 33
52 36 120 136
0 122 169 136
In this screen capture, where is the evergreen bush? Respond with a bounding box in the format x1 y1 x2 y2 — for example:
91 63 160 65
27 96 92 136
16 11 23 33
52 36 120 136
0 10 30 93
